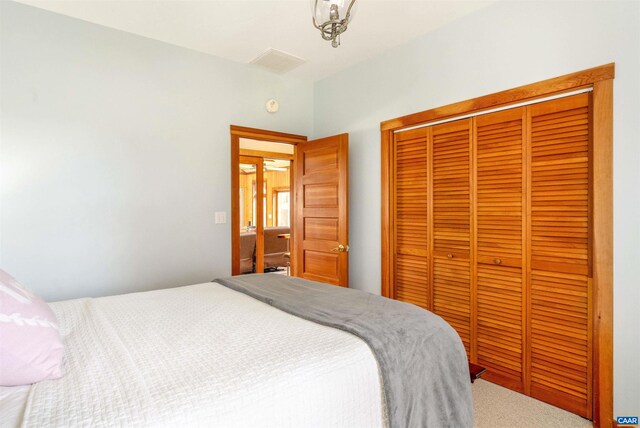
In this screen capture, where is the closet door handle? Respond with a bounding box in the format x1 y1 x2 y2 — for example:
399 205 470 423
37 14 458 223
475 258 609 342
494 258 502 265
447 253 454 259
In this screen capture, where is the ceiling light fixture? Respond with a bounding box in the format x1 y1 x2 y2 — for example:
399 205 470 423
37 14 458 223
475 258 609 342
311 0 357 48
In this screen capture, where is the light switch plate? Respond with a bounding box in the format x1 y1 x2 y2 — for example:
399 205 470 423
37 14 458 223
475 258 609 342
214 211 227 224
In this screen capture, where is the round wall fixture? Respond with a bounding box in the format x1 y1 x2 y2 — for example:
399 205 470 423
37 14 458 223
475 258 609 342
266 99 279 113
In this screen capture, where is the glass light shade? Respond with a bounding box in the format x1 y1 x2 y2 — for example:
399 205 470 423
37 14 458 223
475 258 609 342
311 0 357 47
311 0 356 26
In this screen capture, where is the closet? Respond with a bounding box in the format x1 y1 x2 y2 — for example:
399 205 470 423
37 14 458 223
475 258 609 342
388 92 593 418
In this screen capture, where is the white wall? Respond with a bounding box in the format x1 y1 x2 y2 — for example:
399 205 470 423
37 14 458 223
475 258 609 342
313 0 639 417
0 1 313 301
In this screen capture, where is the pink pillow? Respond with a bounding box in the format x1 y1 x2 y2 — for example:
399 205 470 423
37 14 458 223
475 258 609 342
0 269 64 386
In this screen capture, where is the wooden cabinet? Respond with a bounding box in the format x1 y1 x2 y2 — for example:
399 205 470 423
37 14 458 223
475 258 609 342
389 93 593 418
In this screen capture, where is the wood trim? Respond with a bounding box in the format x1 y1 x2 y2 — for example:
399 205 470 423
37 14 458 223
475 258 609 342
239 155 265 273
381 63 614 132
587 90 595 420
230 126 306 277
339 133 350 287
293 144 303 282
255 157 265 273
289 150 297 276
381 130 393 298
230 125 307 144
380 64 615 426
391 130 398 300
469 118 478 363
231 134 241 275
523 106 532 396
592 79 614 428
239 149 294 160
426 126 434 311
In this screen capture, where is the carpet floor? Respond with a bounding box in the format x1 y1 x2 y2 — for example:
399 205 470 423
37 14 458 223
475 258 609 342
473 380 592 427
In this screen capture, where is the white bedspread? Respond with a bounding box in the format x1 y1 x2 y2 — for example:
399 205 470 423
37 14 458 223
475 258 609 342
4 283 385 427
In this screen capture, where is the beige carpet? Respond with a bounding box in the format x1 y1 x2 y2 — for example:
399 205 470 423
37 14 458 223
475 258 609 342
473 380 592 428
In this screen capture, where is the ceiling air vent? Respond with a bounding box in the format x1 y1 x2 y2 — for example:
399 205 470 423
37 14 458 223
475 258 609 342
249 48 306 74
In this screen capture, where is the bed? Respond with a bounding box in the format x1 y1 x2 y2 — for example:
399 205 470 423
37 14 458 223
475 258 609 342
0 274 472 427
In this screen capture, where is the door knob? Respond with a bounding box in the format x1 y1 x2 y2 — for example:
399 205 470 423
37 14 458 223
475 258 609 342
332 244 350 253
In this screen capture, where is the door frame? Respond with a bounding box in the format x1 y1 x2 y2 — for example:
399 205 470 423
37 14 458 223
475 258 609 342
230 125 307 276
238 155 264 272
380 64 614 427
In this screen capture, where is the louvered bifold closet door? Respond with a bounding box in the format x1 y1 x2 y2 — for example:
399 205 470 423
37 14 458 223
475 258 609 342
393 128 429 309
528 93 592 418
474 108 526 392
431 119 472 353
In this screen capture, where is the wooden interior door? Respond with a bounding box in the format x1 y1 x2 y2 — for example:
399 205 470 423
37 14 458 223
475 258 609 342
474 108 526 392
430 119 472 354
392 128 429 308
294 134 349 286
528 93 592 418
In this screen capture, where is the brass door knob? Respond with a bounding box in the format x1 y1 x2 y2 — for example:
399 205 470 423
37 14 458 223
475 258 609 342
332 244 350 253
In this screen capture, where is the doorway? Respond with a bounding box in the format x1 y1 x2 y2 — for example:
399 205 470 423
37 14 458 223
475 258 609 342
230 126 306 277
231 126 351 287
238 155 292 275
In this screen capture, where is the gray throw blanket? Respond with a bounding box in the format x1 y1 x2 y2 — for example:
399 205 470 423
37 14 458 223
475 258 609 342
215 274 473 428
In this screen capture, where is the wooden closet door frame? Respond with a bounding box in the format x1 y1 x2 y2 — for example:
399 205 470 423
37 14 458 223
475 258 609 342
380 64 614 427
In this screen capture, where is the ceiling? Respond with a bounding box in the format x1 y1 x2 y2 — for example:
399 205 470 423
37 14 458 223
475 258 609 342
16 0 494 81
